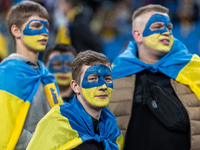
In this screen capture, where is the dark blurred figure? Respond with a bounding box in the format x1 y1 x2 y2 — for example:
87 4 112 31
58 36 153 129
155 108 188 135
54 0 102 53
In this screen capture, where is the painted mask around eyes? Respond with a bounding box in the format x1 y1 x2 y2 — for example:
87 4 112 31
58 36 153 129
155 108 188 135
48 54 74 86
143 14 174 52
82 64 113 107
23 19 49 51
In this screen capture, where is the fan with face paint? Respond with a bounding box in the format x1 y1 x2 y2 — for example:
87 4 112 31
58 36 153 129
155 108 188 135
143 14 174 52
48 54 75 86
81 64 113 107
23 19 49 51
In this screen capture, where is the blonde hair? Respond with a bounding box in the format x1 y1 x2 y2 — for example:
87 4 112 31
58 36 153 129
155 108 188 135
132 4 169 30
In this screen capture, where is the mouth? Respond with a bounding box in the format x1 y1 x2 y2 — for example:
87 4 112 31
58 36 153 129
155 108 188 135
58 76 68 80
159 38 170 45
96 95 108 99
38 39 47 45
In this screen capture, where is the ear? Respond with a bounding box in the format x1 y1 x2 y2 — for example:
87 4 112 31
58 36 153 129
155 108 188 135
132 29 143 43
70 80 81 94
11 24 21 38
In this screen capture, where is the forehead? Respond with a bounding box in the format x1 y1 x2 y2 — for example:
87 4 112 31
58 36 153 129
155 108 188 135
145 11 169 23
48 51 74 60
22 15 48 28
81 64 111 76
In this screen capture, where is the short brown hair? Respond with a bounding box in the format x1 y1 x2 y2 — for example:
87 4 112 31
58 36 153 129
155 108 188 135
6 1 49 44
132 4 169 29
42 44 77 65
72 50 111 84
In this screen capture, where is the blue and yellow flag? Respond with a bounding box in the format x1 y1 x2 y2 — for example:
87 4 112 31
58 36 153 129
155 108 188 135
0 59 61 150
27 96 123 150
112 38 200 99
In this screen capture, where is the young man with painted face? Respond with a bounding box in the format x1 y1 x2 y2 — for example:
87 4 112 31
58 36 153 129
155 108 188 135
26 50 123 150
0 1 62 149
43 44 77 102
108 4 200 150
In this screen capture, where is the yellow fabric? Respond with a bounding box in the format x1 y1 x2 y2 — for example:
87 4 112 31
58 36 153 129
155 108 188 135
116 132 123 150
26 106 82 150
0 90 30 150
57 137 83 150
176 54 200 99
44 83 63 108
0 32 8 59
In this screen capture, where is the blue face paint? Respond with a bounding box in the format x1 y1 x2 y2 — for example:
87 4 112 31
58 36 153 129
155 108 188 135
48 54 75 73
23 19 49 36
143 14 173 37
82 64 113 89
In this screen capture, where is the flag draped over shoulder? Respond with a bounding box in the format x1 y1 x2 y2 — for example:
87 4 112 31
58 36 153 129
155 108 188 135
0 59 60 150
112 38 200 99
27 96 123 150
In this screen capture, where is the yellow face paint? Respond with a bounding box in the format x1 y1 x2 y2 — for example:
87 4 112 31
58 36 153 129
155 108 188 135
23 35 48 51
23 19 49 51
81 65 113 107
143 14 174 52
54 72 72 86
82 84 113 107
144 33 174 52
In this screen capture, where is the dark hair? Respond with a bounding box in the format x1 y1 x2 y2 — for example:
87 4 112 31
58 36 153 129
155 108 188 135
72 50 111 84
6 1 49 44
42 44 77 65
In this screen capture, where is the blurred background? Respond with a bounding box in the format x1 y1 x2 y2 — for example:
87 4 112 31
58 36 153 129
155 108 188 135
0 0 200 63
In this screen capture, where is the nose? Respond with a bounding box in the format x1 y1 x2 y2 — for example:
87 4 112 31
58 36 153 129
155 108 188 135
162 31 170 36
98 84 107 91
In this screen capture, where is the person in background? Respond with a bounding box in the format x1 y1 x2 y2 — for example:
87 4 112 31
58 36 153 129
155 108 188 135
0 1 62 149
43 43 77 102
27 50 123 150
54 0 102 53
108 4 200 150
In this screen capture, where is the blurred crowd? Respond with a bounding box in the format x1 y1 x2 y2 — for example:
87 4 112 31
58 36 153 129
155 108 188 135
0 0 200 62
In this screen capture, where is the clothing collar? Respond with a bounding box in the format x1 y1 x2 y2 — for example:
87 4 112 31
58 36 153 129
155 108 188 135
59 95 121 150
112 38 193 80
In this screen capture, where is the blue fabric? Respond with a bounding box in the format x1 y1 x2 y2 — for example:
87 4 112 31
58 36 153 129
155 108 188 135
0 59 59 102
60 96 121 150
112 38 193 79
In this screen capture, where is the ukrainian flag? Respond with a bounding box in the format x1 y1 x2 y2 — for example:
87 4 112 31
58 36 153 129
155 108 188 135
112 38 200 99
27 96 123 150
0 59 61 150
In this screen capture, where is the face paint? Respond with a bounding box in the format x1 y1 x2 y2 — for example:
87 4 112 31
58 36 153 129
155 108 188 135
23 19 49 51
82 64 113 107
54 72 72 86
48 54 74 86
143 14 174 52
48 54 74 73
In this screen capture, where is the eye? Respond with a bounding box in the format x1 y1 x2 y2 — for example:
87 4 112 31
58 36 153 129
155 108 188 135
30 22 43 30
167 24 173 31
104 75 112 83
88 75 98 82
150 22 164 31
52 61 62 69
65 61 72 69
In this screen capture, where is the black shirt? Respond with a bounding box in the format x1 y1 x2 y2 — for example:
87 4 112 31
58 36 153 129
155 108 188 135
124 70 190 150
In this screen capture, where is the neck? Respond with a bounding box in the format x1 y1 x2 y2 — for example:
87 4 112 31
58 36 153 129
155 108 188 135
59 85 72 97
77 94 102 120
16 42 39 64
138 45 167 64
